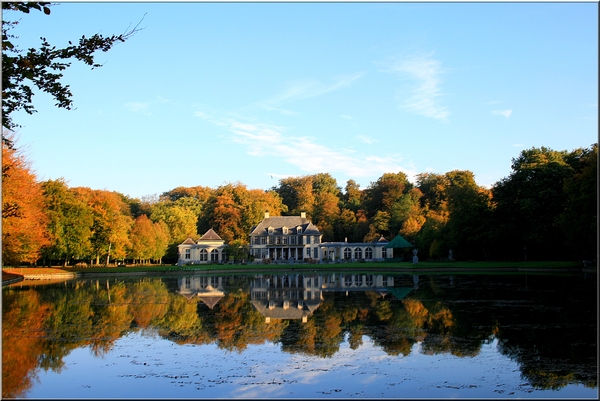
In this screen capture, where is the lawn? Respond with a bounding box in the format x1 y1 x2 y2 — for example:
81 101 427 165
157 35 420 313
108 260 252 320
2 260 586 277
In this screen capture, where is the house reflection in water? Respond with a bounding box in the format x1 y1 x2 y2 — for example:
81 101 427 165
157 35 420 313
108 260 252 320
177 276 225 309
250 273 396 323
176 273 402 322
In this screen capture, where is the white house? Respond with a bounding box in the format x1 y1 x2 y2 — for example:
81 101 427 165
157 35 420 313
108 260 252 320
177 212 395 265
177 228 227 265
249 212 394 262
249 211 323 261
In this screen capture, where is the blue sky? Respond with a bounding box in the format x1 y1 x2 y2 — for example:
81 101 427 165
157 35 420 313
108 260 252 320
7 1 598 199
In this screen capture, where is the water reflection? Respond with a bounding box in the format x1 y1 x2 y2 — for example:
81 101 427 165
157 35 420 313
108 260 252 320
2 272 597 398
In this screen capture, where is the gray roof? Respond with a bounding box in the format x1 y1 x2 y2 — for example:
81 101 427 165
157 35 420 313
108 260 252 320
250 215 321 236
198 228 223 242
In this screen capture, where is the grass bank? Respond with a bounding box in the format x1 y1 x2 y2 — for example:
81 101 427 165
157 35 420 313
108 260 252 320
3 260 589 279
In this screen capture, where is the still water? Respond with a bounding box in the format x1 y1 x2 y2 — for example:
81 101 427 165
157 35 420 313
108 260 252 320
2 271 597 399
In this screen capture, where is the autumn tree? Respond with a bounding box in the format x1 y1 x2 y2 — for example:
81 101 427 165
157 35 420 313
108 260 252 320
1 136 50 265
128 214 160 264
275 175 316 217
1 2 142 145
72 188 133 265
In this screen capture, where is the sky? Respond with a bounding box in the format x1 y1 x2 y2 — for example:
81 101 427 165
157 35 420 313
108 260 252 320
5 1 598 200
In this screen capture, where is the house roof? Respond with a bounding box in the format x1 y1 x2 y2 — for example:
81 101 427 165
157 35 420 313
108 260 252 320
198 228 223 242
250 215 321 236
181 237 196 245
373 235 389 243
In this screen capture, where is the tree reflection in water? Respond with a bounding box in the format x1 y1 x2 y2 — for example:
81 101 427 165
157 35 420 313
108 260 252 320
2 272 597 398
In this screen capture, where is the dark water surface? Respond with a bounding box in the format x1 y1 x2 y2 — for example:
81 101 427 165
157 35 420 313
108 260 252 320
2 271 597 399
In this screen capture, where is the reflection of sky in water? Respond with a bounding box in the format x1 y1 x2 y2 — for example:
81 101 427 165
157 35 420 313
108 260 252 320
24 331 597 399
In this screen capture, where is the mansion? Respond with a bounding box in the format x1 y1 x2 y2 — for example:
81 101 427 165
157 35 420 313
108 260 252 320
177 212 394 265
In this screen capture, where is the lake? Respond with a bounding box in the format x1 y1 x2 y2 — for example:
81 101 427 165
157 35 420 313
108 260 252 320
2 270 597 398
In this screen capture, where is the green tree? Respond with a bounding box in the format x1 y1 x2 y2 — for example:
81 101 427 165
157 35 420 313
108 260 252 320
491 147 575 260
558 144 597 261
41 179 93 266
1 2 142 145
363 172 412 218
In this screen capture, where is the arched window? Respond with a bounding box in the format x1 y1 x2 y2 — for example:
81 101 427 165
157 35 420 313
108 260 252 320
365 247 373 259
344 247 352 259
200 249 208 261
210 249 219 261
366 275 374 287
354 248 362 260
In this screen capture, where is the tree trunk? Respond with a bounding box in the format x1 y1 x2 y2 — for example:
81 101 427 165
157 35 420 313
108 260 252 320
105 242 112 266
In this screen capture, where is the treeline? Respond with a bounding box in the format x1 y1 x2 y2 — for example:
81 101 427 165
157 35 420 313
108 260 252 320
2 137 597 266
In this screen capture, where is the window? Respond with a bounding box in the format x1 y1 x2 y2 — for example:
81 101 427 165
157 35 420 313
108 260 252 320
344 247 352 259
306 236 311 244
297 226 302 234
366 275 373 286
382 247 387 258
306 248 311 258
268 226 274 234
184 249 191 259
314 236 320 244
283 236 288 245
200 249 208 261
283 226 288 234
261 236 267 244
354 248 362 259
210 249 219 261
290 236 297 245
276 236 282 245
365 247 373 259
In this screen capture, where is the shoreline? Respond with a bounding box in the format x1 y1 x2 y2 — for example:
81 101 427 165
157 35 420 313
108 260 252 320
3 264 596 286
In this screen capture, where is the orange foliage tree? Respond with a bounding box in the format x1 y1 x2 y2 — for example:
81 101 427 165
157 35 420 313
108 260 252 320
2 137 50 265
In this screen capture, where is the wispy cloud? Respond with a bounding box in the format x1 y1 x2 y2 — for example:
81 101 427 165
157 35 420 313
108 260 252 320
357 135 375 144
492 109 512 118
125 96 171 115
194 111 415 180
257 73 364 114
380 53 449 122
124 102 150 115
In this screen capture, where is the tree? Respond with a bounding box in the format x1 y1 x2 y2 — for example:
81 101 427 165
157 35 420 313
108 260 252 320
343 179 363 212
1 2 143 145
2 135 50 264
274 175 315 217
363 172 412 218
444 170 492 260
491 147 575 260
559 144 597 261
41 179 93 266
72 188 133 265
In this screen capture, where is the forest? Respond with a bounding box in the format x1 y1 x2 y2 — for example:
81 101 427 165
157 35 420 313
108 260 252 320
2 135 597 266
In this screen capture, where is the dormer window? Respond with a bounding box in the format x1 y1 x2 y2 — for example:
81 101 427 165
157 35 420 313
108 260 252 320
296 226 302 234
268 226 274 235
282 226 288 234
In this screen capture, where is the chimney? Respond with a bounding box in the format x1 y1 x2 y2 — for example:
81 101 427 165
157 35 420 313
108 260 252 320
264 211 270 219
300 211 306 219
